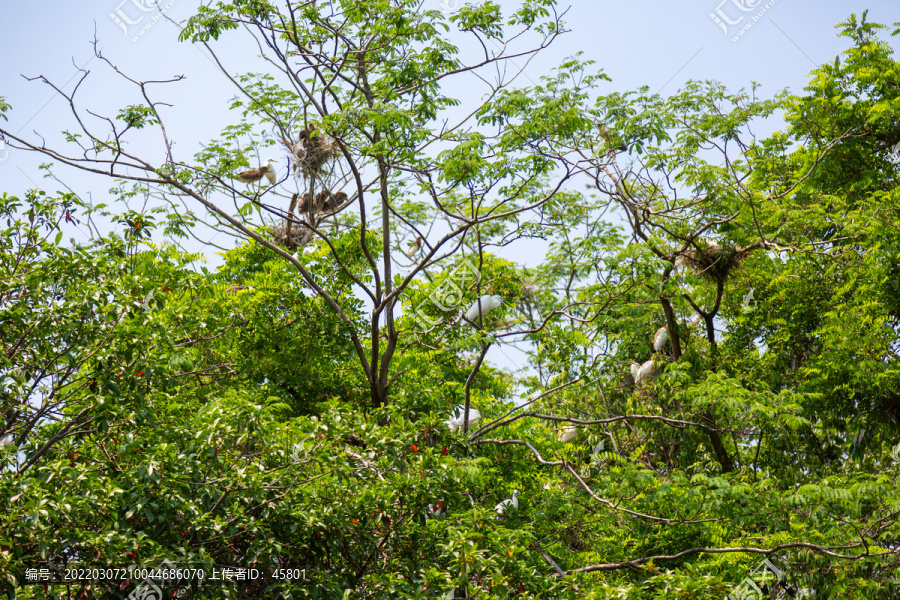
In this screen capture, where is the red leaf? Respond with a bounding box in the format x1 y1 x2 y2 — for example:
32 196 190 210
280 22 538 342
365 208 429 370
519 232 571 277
411 444 418 453
120 579 131 591
352 518 358 524
436 500 444 509
440 446 448 456
136 371 145 376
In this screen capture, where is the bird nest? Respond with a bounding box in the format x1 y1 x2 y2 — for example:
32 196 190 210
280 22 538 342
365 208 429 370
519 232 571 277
679 241 748 282
270 220 306 250
281 124 337 176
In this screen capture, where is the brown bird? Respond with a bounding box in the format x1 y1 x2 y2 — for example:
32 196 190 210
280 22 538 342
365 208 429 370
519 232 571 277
323 191 348 213
297 192 311 214
298 190 349 215
237 157 278 185
314 190 332 212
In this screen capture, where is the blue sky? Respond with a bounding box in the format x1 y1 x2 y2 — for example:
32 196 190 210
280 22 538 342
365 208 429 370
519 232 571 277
0 0 897 380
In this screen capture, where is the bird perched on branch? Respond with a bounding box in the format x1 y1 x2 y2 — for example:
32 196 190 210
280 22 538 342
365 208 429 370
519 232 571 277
406 236 423 258
237 157 278 185
495 489 519 515
447 405 481 434
461 294 502 326
653 325 669 352
597 123 627 152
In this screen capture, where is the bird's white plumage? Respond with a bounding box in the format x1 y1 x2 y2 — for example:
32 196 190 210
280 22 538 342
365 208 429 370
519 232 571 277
557 425 578 443
495 489 519 515
262 157 278 185
630 360 640 381
635 358 654 384
463 294 502 324
447 405 482 434
653 326 669 352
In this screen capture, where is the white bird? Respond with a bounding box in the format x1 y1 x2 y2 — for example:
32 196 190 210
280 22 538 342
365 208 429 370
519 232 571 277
557 425 578 443
447 405 482 434
0 434 14 447
495 489 519 515
653 325 669 352
405 236 423 258
634 358 655 384
238 157 278 186
462 294 502 325
630 359 641 381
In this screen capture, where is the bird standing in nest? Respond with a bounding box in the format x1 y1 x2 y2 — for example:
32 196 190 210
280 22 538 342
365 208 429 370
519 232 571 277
238 158 278 186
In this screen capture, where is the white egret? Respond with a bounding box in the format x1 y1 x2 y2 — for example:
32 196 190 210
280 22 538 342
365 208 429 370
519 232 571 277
462 294 502 325
447 405 482 434
557 425 578 443
238 157 278 186
495 489 519 515
653 325 669 352
630 359 641 381
635 358 655 384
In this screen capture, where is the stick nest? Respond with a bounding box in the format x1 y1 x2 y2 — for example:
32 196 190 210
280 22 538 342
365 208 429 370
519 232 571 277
271 221 306 250
281 124 337 176
679 240 748 282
